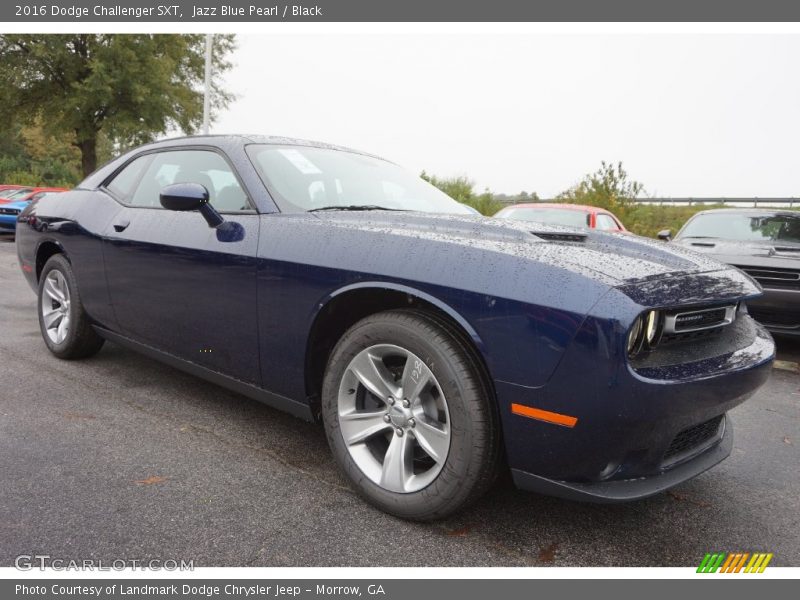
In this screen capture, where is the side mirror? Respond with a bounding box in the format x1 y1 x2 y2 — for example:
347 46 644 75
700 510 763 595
160 182 208 211
160 183 224 228
657 229 672 241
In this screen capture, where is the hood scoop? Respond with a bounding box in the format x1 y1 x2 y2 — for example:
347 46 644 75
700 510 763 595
531 231 587 243
690 241 716 247
774 246 800 253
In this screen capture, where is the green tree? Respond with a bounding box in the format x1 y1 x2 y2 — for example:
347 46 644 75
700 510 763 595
556 161 644 216
0 122 82 187
421 171 504 215
420 171 475 203
471 189 505 216
513 190 539 203
0 34 236 177
556 160 650 231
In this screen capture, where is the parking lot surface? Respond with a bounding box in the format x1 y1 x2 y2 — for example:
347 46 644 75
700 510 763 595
0 236 798 567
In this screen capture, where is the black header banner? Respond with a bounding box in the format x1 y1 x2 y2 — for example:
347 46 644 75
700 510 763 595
4 0 800 23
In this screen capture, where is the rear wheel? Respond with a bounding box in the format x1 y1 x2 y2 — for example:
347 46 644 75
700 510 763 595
321 309 500 520
38 254 104 359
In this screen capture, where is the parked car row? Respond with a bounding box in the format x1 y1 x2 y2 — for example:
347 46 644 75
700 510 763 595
0 185 67 234
492 201 797 337
660 210 800 338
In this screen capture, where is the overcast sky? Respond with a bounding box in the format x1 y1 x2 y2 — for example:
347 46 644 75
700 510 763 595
215 34 800 198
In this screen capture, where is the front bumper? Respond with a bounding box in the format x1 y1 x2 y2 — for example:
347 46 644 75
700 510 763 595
498 308 774 500
511 414 732 502
747 288 800 337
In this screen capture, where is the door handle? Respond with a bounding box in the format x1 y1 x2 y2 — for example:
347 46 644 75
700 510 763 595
113 219 130 232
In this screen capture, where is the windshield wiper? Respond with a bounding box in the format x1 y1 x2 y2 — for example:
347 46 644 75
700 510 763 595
308 205 404 212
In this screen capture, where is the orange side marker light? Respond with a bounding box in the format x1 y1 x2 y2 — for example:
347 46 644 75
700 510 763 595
511 403 578 428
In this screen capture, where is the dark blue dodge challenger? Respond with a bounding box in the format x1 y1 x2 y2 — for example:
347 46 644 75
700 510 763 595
16 135 774 519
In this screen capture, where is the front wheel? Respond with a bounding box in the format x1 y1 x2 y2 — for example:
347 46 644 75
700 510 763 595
38 254 104 359
321 310 500 520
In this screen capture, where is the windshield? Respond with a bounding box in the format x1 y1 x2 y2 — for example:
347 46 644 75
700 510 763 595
246 145 472 215
495 206 590 228
678 212 800 245
1 188 31 200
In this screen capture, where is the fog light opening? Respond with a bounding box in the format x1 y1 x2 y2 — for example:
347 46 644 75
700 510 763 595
598 461 622 481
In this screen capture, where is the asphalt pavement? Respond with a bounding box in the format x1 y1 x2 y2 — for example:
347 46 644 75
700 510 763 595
0 235 798 567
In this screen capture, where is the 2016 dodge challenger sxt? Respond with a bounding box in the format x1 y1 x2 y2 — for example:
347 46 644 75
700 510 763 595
15 135 774 520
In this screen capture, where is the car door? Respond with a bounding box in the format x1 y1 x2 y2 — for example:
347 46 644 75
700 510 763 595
100 147 262 385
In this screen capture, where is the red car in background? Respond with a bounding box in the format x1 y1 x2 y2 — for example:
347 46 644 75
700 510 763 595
0 184 29 196
0 187 67 204
494 203 627 232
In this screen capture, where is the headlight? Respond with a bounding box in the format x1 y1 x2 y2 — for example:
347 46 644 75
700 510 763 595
627 310 663 358
627 315 644 356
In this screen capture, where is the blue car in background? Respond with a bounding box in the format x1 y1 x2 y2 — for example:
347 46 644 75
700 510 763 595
15 135 774 520
0 191 63 234
0 200 30 233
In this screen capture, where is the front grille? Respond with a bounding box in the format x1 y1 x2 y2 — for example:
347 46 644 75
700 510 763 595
662 304 736 335
663 415 723 464
748 307 800 329
0 208 20 216
673 307 727 331
734 265 800 290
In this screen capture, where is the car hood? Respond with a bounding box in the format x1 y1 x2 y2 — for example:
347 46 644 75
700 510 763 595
313 211 732 285
673 237 800 267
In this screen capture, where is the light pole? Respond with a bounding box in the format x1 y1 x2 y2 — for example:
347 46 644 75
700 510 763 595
202 34 213 135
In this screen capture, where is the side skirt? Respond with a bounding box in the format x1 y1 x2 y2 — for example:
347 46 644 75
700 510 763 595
93 326 315 422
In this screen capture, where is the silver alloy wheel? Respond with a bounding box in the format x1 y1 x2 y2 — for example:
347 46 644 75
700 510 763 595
41 270 71 344
337 344 451 493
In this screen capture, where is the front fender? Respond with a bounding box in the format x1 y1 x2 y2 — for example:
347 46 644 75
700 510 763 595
307 277 605 391
315 280 488 354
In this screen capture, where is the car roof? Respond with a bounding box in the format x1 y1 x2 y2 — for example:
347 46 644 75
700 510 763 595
690 207 799 218
131 134 386 161
78 134 390 191
502 203 611 214
19 188 66 196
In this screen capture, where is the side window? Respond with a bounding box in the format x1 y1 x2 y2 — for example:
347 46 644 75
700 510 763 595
106 155 152 202
596 214 620 231
127 150 251 212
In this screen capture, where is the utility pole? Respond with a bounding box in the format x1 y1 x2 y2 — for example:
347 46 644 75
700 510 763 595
202 34 213 135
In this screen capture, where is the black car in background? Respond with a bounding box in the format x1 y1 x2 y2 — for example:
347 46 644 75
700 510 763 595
663 209 800 336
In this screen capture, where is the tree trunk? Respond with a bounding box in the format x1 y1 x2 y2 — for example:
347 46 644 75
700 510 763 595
77 135 97 178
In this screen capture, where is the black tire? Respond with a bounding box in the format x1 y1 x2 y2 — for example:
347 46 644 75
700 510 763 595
37 254 104 359
321 309 501 520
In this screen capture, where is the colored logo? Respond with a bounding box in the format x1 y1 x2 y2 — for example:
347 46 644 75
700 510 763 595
697 552 773 573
